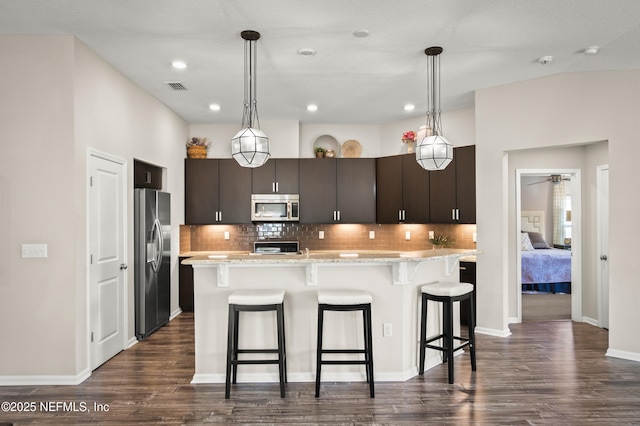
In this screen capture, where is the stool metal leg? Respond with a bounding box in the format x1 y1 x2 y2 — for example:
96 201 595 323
468 292 477 371
364 304 375 398
444 299 455 384
419 293 428 375
232 308 240 384
276 303 286 398
315 305 324 398
225 304 235 399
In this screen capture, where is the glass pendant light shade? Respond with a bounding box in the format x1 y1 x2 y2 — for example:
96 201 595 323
416 46 453 171
231 30 270 168
231 127 270 168
416 134 453 170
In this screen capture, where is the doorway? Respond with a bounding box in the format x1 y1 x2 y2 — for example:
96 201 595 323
515 169 582 322
88 150 128 370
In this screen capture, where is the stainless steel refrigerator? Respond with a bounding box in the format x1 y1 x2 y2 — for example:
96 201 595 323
134 188 171 340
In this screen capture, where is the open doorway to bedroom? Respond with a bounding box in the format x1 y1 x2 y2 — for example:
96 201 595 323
516 169 582 322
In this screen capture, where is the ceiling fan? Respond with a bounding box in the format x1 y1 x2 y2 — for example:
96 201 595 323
527 174 571 186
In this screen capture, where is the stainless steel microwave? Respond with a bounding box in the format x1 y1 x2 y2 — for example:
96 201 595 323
251 194 300 222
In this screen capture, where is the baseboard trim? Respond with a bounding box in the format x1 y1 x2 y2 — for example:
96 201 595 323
192 367 424 384
606 348 640 363
0 368 91 386
170 308 182 321
582 316 600 327
475 326 511 337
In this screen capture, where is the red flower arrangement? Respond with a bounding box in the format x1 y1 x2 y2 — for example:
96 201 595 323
402 131 416 143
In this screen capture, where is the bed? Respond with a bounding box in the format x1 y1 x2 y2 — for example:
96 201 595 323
521 211 572 294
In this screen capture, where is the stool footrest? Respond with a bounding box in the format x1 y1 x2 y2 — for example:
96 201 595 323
232 359 281 365
236 349 279 354
320 360 370 365
321 349 366 354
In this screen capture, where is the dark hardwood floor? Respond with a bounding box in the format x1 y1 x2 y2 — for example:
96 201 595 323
2 313 640 425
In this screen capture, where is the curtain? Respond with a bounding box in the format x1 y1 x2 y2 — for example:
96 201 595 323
552 181 567 245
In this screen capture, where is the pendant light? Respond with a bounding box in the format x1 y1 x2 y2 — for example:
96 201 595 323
231 30 270 168
416 46 453 171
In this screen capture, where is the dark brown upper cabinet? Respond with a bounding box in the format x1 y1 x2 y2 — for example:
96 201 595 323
299 158 376 224
429 145 476 224
134 159 163 190
376 154 430 224
184 159 251 224
251 159 299 194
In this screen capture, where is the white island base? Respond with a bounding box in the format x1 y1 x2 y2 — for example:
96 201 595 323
185 249 476 384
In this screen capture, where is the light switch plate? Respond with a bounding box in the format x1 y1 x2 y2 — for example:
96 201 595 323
369 231 375 239
22 243 48 258
319 231 325 239
473 232 477 243
224 231 230 240
428 231 435 239
383 323 393 337
405 231 411 240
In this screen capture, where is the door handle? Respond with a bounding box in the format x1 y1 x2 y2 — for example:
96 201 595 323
600 255 608 261
120 263 128 270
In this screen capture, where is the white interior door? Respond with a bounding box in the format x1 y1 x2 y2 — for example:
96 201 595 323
597 165 610 329
88 151 127 370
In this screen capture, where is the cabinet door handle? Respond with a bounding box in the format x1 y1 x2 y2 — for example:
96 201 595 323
337 210 341 221
272 182 275 192
460 266 467 271
452 209 456 221
333 211 336 221
403 210 406 221
215 211 219 222
456 209 460 221
398 210 402 221
218 211 222 222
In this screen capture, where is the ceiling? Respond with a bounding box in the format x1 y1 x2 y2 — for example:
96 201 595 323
2 0 640 124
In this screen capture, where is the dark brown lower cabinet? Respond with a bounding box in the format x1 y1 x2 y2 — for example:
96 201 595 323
179 257 194 312
459 260 476 326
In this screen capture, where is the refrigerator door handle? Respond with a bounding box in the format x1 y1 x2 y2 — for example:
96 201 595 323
150 218 163 272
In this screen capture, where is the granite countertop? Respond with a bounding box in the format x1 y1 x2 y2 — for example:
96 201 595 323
181 248 478 265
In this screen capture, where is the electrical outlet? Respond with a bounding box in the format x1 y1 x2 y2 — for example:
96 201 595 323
383 323 393 337
473 232 477 243
405 231 411 240
224 231 230 240
21 243 48 258
319 231 324 239
369 231 375 239
428 231 435 239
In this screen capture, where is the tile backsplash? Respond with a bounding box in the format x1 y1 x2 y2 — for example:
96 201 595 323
180 223 476 253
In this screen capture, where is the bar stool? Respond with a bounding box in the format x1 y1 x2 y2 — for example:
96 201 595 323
225 289 287 399
315 289 374 398
419 281 476 384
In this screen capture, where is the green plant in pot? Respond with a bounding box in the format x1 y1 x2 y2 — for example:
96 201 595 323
429 234 452 249
315 147 326 158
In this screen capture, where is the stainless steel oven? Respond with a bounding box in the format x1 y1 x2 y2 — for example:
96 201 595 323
251 194 299 222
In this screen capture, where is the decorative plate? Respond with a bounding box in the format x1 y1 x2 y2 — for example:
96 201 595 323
341 140 362 158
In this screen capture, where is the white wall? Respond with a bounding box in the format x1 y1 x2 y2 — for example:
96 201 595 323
476 71 639 359
0 35 188 382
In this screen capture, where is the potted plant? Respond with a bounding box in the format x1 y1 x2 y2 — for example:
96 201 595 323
186 137 210 158
315 147 326 158
429 234 452 249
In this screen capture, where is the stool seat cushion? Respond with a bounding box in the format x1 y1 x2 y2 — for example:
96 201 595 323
421 281 474 297
318 289 372 305
228 289 285 305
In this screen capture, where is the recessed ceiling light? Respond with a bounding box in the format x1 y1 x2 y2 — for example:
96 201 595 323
353 29 370 38
172 60 187 69
307 104 318 112
538 56 553 65
404 104 415 112
209 104 221 111
297 48 316 56
584 46 599 55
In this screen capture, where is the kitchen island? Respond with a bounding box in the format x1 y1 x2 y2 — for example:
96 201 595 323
183 248 477 385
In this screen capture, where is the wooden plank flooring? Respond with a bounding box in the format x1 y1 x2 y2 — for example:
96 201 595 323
1 313 640 425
